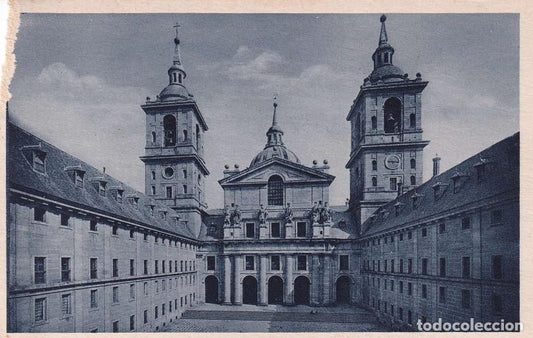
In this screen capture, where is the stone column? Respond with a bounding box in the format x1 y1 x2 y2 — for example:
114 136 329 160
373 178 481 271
310 254 321 306
284 254 294 305
223 255 232 305
259 255 268 306
322 254 331 305
233 255 242 305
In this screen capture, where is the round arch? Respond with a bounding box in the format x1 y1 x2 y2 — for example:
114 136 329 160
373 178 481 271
268 276 284 304
204 275 219 304
383 97 402 134
267 175 284 206
242 275 258 305
335 275 351 304
163 115 176 146
294 275 311 305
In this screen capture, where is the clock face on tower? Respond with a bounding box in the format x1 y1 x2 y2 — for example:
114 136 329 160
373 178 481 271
384 154 401 170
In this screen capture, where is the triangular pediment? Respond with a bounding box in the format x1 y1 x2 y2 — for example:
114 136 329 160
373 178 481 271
219 158 334 186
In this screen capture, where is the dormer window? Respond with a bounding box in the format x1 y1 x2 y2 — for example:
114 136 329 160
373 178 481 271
149 205 155 216
451 171 468 193
160 210 167 220
98 182 106 197
394 202 404 216
21 144 47 174
65 165 86 188
473 159 489 182
412 193 423 209
432 182 448 200
127 195 139 207
33 151 46 173
116 190 124 203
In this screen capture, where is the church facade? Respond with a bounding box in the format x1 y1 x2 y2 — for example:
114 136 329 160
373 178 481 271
6 15 519 333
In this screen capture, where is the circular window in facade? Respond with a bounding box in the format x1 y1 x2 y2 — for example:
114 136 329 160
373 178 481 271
164 167 174 178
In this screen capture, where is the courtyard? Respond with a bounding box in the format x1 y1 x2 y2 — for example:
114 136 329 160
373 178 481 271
160 303 388 332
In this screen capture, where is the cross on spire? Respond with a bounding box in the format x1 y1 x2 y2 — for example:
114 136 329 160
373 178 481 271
173 22 181 43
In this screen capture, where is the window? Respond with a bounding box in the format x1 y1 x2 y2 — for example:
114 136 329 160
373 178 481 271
162 260 166 273
162 304 166 315
144 310 148 324
421 258 428 275
113 259 119 277
399 307 403 320
34 257 46 284
207 256 216 271
297 255 307 271
492 255 503 279
155 260 159 274
422 284 427 298
129 229 134 238
151 171 156 180
61 294 72 316
410 175 416 185
112 286 119 303
267 175 284 205
399 233 403 241
90 289 98 308
183 185 188 194
399 259 404 273
182 169 187 178
245 256 255 270
34 207 46 222
408 231 412 239
462 257 471 278
409 113 416 128
390 177 397 191
98 182 106 197
462 217 471 229
491 209 503 225
183 130 188 142
408 282 412 295
340 255 349 270
439 258 446 277
143 260 148 275
32 151 46 173
439 286 446 303
166 186 172 199
372 160 377 170
297 222 307 237
75 171 84 187
492 293 502 315
408 310 412 325
439 223 446 234
130 315 135 331
271 255 281 270
61 257 71 282
90 220 97 231
408 259 413 274
371 116 377 130
383 97 401 134
35 297 46 322
271 222 280 238
112 225 118 235
155 306 159 319
372 176 377 187
421 228 427 237
112 321 119 333
129 259 135 276
60 214 70 226
461 289 471 309
144 282 148 295
399 281 403 294
90 258 97 279
391 259 395 273
245 223 255 238
163 115 176 146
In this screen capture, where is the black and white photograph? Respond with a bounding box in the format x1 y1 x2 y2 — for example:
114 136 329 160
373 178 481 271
2 5 521 334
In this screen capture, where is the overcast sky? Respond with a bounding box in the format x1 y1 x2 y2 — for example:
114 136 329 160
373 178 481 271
8 14 519 209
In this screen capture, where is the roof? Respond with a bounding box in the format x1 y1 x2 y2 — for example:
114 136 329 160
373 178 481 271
361 132 519 237
7 122 197 240
250 144 300 167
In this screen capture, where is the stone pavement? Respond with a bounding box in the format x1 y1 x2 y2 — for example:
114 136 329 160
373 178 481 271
161 303 388 332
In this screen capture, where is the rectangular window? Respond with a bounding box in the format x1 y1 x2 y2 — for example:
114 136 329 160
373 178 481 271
61 257 71 282
34 206 46 222
422 284 427 298
112 286 119 303
391 259 395 273
130 315 135 331
162 260 166 273
90 258 97 279
245 223 255 238
35 297 46 322
422 258 428 275
421 228 427 237
113 259 119 277
462 257 471 278
112 225 118 235
408 282 412 296
462 216 471 230
144 310 148 324
297 255 307 271
112 321 119 333
491 209 503 225
390 280 394 291
339 255 349 270
271 222 281 238
462 289 471 309
61 213 70 226
61 294 72 316
90 289 98 308
390 177 397 191
90 220 97 231
399 281 403 294
271 255 281 270
408 231 412 239
34 257 46 284
207 256 216 271
408 259 413 274
144 232 148 241
439 258 446 277
162 304 166 315
155 306 158 319
166 186 172 199
155 260 159 274
439 223 446 234
130 284 135 299
183 185 188 194
297 222 307 237
399 259 404 273
245 256 255 270
399 233 403 241
439 286 446 303
399 307 403 320
130 259 135 276
144 282 148 295
130 229 134 238
492 255 503 279
144 260 148 275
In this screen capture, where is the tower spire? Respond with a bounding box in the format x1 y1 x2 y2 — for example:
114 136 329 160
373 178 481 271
379 14 388 47
266 95 284 147
272 95 278 127
168 22 186 85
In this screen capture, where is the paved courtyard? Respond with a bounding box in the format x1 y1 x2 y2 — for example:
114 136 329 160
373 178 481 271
161 303 388 332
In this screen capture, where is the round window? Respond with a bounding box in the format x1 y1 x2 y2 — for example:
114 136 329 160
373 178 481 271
164 167 174 178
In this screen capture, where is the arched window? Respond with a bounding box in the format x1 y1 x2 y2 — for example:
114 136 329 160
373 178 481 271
410 159 416 169
163 115 176 146
372 160 377 171
410 175 416 185
384 53 389 63
371 116 377 130
267 175 284 206
372 177 377 187
409 113 416 128
151 131 156 143
384 97 402 134
183 130 188 142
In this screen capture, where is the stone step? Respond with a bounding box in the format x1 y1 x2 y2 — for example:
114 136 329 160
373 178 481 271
181 310 378 323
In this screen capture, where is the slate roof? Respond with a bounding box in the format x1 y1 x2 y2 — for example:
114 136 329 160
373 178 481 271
7 122 197 240
361 132 519 237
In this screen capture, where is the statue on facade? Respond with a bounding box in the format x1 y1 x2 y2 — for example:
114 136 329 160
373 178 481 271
321 202 332 223
223 205 231 225
310 201 320 224
284 202 294 224
232 205 242 225
258 204 268 224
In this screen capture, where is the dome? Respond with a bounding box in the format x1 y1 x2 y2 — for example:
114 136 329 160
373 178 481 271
159 83 191 101
368 64 405 83
250 145 300 167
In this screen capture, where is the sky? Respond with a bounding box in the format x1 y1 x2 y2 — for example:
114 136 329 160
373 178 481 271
8 14 519 209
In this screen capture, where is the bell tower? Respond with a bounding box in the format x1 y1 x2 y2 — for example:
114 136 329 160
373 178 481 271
140 23 209 238
346 15 429 231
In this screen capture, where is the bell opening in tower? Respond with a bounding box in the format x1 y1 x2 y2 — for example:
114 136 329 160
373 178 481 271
384 97 401 134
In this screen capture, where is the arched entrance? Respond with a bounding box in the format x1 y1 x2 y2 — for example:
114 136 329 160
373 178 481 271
336 276 351 304
205 276 219 304
294 276 310 305
268 276 284 304
242 276 258 305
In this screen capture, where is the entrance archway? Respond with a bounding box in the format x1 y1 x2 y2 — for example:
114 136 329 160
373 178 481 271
268 276 284 304
242 276 258 305
336 276 351 304
294 276 310 305
205 275 219 304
